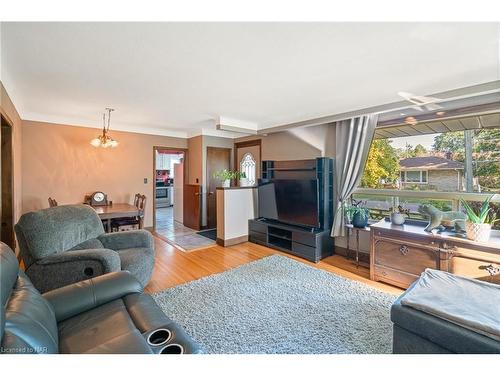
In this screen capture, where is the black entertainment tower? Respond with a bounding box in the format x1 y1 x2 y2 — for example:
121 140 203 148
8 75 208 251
248 157 334 263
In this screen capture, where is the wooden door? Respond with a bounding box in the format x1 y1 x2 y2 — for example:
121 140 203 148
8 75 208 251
1 116 14 249
183 184 201 230
206 147 231 229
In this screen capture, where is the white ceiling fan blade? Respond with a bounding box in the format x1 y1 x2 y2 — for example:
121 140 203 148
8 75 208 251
412 95 440 104
423 103 443 111
398 91 441 108
398 91 414 101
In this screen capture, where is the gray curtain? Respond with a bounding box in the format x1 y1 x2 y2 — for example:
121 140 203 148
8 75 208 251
331 114 378 237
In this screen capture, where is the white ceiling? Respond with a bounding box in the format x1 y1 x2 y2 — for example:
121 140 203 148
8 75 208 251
1 22 499 138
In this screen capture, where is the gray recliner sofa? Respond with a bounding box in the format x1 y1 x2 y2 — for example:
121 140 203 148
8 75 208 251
14 204 155 293
0 242 201 354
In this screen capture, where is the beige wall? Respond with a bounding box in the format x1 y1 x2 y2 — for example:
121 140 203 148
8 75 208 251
187 135 203 185
236 123 336 161
429 169 462 191
0 82 23 230
21 120 187 228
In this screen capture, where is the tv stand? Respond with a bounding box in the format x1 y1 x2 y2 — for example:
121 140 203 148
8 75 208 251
249 219 333 263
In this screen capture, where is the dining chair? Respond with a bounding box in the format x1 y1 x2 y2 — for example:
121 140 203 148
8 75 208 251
111 194 146 232
48 197 58 207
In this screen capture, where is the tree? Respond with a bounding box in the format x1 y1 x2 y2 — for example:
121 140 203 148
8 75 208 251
432 131 465 160
404 143 414 158
473 128 500 191
413 144 427 157
361 139 400 188
433 129 500 192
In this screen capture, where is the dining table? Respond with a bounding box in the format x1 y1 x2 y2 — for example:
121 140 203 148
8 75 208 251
92 203 141 233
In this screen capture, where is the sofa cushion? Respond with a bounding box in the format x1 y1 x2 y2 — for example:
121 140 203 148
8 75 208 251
58 298 150 354
14 205 105 264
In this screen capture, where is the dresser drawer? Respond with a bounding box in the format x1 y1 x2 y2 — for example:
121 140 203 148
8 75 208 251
249 220 267 234
373 238 439 275
291 242 318 262
249 231 266 244
374 265 419 289
292 231 316 247
445 247 500 284
372 228 437 246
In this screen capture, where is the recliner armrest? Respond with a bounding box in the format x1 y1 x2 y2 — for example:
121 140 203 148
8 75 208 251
98 230 153 251
36 247 121 273
43 271 143 322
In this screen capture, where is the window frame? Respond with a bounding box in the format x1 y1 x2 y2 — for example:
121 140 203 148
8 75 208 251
239 152 257 185
401 170 428 184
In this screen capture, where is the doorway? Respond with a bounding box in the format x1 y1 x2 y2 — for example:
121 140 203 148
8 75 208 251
153 147 187 235
1 115 15 249
153 147 217 251
206 146 231 229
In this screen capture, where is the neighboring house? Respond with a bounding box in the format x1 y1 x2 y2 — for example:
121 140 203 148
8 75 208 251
399 156 464 191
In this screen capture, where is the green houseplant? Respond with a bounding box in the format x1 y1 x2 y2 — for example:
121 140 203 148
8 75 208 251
345 200 370 228
213 170 247 187
460 196 497 242
235 171 247 186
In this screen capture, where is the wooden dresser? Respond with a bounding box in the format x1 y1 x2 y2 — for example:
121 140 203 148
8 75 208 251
370 219 500 289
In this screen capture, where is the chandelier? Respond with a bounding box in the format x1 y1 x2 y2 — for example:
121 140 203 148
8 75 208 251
90 108 118 148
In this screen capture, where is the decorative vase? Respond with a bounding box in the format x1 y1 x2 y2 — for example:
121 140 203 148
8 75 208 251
222 179 230 188
390 212 406 225
239 177 249 187
352 210 369 228
465 222 491 242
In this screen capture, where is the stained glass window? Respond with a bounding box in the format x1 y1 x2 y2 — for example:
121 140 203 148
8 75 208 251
240 153 256 185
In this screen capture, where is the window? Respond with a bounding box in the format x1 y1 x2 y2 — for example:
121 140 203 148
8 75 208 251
357 124 499 229
401 170 427 183
240 152 256 185
361 127 499 193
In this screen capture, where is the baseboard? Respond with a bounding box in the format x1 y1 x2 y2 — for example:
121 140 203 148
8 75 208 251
216 235 248 247
335 246 370 264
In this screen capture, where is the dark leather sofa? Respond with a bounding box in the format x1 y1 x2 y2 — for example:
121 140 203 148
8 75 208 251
0 242 201 354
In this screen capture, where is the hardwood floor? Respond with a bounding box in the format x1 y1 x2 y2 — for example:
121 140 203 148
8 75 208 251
145 236 403 295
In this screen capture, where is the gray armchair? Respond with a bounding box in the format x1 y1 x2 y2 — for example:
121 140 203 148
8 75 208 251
14 204 155 293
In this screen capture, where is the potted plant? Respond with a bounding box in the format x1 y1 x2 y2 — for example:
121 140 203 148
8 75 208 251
213 169 234 187
460 196 497 242
345 200 370 228
390 204 409 225
236 171 248 187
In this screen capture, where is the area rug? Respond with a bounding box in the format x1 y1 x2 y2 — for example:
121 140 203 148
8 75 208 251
152 255 399 354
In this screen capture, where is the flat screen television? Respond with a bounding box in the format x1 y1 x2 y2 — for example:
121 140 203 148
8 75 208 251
258 179 320 228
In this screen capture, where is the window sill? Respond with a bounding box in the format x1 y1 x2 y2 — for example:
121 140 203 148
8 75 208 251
354 188 500 202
